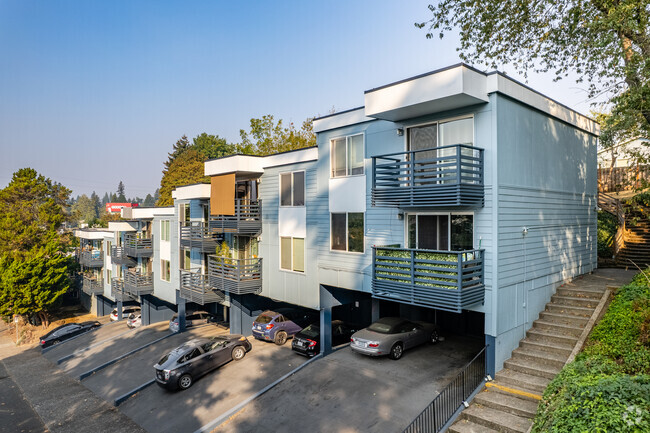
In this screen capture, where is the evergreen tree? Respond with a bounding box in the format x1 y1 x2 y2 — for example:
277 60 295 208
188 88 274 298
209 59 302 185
101 192 109 206
143 193 155 207
116 181 126 202
157 148 208 206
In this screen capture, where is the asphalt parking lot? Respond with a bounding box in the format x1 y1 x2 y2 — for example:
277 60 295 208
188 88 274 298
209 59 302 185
214 334 484 433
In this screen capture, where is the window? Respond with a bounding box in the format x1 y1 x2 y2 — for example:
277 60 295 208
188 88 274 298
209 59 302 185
280 171 305 206
331 212 364 253
407 213 474 251
280 236 305 272
106 269 112 282
331 134 364 177
161 260 170 282
182 249 191 270
202 204 209 221
106 241 112 257
180 203 190 222
160 220 170 242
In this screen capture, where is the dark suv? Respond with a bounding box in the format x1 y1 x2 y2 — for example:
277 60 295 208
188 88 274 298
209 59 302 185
252 309 317 345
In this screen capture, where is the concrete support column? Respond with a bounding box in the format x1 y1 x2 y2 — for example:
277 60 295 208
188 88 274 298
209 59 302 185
320 307 333 356
229 294 242 335
371 298 380 322
117 300 123 320
485 335 496 377
178 297 187 332
141 296 151 326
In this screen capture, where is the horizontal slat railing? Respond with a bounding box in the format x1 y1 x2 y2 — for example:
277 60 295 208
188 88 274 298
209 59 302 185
111 278 134 302
79 250 104 267
372 144 484 208
404 346 487 433
179 269 226 305
124 233 153 257
209 199 262 235
207 256 262 295
111 246 137 267
82 276 104 295
123 271 154 295
372 246 485 313
179 222 222 251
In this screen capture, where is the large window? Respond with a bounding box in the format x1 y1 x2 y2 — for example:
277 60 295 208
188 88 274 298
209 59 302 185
407 214 473 251
331 212 364 253
280 237 304 272
182 249 191 270
280 171 305 206
160 220 170 242
106 241 112 257
180 203 190 222
106 269 112 282
331 134 364 177
161 260 171 282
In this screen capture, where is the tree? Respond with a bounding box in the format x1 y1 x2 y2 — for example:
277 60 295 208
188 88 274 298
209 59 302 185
116 181 126 202
71 194 97 223
192 133 234 160
163 135 191 171
101 192 109 206
417 1 650 147
238 115 316 156
156 148 209 206
143 193 155 207
0 168 73 326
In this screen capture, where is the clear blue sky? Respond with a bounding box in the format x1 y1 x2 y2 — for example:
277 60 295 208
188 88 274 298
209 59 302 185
0 1 597 198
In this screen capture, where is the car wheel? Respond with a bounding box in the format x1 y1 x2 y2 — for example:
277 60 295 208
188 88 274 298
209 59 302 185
389 343 404 360
430 330 439 344
232 346 246 361
52 340 61 346
178 374 193 390
274 331 288 345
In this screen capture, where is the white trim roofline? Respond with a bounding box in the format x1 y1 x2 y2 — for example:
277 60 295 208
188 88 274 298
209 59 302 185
204 147 318 177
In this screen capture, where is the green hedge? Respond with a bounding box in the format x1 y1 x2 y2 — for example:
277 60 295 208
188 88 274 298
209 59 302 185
532 271 650 432
597 211 618 258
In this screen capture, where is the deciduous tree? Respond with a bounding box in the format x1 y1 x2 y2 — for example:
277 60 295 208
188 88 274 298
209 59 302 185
157 148 209 206
238 115 316 156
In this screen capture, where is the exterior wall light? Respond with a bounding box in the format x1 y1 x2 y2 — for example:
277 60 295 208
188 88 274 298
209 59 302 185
397 128 404 136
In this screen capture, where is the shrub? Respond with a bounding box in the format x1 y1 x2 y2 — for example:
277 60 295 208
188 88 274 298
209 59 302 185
597 211 618 257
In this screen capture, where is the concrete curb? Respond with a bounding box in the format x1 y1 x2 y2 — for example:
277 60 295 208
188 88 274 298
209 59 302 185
193 353 323 433
114 379 155 407
565 287 612 365
41 323 107 354
57 329 134 364
79 332 174 380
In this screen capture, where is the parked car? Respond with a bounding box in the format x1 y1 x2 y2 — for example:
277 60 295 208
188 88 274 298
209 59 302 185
39 321 101 349
252 309 318 345
126 313 141 329
168 311 217 333
350 317 439 360
109 306 141 322
291 320 356 357
154 334 252 390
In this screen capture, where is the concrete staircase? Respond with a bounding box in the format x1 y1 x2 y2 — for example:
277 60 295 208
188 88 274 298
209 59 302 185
616 219 650 268
448 279 606 433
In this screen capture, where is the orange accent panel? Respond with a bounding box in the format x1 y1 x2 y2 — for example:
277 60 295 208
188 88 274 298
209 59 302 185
211 174 235 216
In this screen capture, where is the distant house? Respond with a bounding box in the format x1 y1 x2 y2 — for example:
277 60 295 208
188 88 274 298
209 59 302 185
598 138 650 192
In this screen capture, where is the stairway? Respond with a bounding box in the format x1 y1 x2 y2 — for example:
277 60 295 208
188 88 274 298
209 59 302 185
616 220 650 268
448 279 606 433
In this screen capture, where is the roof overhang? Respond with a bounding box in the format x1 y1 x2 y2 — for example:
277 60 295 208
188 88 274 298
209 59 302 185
172 184 211 200
73 229 113 240
204 147 318 177
107 221 138 232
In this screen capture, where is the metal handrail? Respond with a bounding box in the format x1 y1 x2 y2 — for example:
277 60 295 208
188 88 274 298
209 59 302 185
124 233 153 256
207 256 262 281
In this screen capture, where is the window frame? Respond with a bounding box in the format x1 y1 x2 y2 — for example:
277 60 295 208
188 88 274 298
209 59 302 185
330 212 365 254
330 133 365 178
279 170 306 207
404 115 475 152
161 259 171 282
279 235 305 273
405 211 475 251
160 220 170 242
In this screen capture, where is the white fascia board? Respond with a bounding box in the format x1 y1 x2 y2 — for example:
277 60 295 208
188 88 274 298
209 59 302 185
261 147 318 168
74 229 113 240
486 73 599 136
364 65 489 121
108 221 137 232
172 184 211 200
129 207 174 219
313 108 374 133
204 155 265 177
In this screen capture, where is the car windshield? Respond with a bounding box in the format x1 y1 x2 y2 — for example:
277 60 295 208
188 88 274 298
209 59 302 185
255 315 273 324
300 325 319 338
367 322 394 334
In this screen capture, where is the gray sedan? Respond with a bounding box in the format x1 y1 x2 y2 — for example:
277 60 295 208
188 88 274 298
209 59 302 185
350 317 439 360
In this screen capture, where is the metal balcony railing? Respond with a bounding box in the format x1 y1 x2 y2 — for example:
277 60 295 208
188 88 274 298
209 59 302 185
124 233 153 258
209 199 262 235
207 256 262 295
111 278 134 302
82 276 104 295
180 222 223 252
79 250 104 268
123 270 154 296
111 246 137 267
371 144 484 208
372 246 485 313
179 269 226 305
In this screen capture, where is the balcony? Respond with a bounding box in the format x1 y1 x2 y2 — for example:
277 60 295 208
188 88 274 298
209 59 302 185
124 233 153 258
179 270 226 305
372 246 485 313
79 250 104 268
111 278 134 302
209 199 261 235
371 144 484 208
207 256 262 295
82 276 104 295
123 271 154 296
180 222 222 252
111 246 136 267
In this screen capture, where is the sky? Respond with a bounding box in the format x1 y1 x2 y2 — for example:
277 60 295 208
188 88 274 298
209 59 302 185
0 1 600 198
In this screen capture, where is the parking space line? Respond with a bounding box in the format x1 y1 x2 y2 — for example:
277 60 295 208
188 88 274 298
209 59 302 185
41 323 108 354
193 353 322 433
79 333 174 381
57 329 134 364
114 380 155 407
